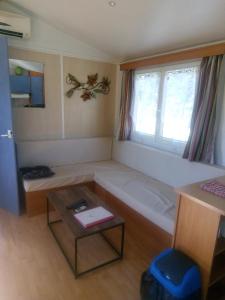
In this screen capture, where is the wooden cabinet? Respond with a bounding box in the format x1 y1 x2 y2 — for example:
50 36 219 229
173 177 225 300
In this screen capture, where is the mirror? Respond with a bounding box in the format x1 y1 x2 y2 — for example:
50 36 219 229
9 59 45 108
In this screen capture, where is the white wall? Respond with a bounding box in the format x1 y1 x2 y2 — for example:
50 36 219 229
112 61 225 187
63 56 116 139
112 140 225 187
10 47 117 142
2 0 117 143
0 0 118 142
3 0 225 178
17 137 112 167
0 2 117 167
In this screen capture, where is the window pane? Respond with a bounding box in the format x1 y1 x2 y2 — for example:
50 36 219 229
161 67 199 142
133 72 160 135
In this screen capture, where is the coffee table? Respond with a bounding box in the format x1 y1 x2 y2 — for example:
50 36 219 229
47 186 125 277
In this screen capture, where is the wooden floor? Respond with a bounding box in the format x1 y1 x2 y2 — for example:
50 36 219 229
0 208 168 300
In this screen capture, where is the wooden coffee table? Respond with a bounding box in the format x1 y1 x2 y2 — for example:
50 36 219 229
47 186 125 277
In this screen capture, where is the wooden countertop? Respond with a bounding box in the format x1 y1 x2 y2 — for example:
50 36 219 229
176 176 225 216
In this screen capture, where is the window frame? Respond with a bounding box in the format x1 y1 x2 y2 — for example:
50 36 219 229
131 60 201 155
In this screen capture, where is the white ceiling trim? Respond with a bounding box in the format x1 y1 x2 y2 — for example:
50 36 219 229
120 40 225 64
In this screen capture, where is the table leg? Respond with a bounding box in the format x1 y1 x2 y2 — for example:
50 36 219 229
75 238 78 278
74 223 125 277
47 197 49 225
120 223 125 259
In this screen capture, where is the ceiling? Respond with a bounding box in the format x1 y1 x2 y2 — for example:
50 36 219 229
9 0 225 61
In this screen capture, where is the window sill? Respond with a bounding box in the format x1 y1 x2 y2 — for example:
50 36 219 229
115 139 225 171
130 133 185 156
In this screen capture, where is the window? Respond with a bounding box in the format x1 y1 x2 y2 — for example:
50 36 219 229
131 61 200 154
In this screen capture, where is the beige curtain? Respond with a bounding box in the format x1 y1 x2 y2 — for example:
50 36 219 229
118 70 134 141
183 55 224 163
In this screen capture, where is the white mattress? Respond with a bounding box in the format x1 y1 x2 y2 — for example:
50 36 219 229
23 163 95 192
23 160 176 234
93 162 176 234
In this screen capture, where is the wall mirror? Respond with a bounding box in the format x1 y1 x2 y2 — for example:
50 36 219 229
9 59 45 108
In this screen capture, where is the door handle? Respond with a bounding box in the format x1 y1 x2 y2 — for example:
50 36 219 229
0 130 13 139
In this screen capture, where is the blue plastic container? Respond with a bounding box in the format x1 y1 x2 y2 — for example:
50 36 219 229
141 248 201 300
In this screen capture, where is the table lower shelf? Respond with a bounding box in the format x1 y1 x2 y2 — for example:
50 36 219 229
48 217 125 277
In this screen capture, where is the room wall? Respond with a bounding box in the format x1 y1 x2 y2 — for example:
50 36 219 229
0 0 117 143
0 1 117 166
63 57 116 139
10 48 62 140
112 68 225 187
112 140 225 187
9 47 116 141
4 0 225 177
17 137 112 167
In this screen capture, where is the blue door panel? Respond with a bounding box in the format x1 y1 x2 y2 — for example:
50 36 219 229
0 36 20 215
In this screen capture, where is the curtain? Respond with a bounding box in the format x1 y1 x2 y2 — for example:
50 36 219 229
183 55 224 163
118 70 134 141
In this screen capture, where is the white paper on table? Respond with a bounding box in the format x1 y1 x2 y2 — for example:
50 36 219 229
74 206 114 228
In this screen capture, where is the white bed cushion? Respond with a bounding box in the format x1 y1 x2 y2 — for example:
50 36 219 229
93 162 176 234
23 160 129 192
23 163 94 192
23 160 176 234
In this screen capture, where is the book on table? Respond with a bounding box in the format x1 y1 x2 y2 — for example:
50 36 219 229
73 206 114 228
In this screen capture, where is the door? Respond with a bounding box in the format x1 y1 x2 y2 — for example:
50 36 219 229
0 36 20 215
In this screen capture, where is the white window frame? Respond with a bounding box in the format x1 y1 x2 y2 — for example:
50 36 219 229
131 60 201 155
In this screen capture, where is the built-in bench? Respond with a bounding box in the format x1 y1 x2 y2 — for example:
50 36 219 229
23 160 176 235
18 137 225 252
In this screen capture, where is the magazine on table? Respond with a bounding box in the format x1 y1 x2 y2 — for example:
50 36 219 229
74 206 114 228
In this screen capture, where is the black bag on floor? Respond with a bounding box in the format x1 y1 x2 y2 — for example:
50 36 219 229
141 271 176 300
140 270 201 300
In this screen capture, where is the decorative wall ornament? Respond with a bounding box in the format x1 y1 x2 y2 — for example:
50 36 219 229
66 73 111 101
